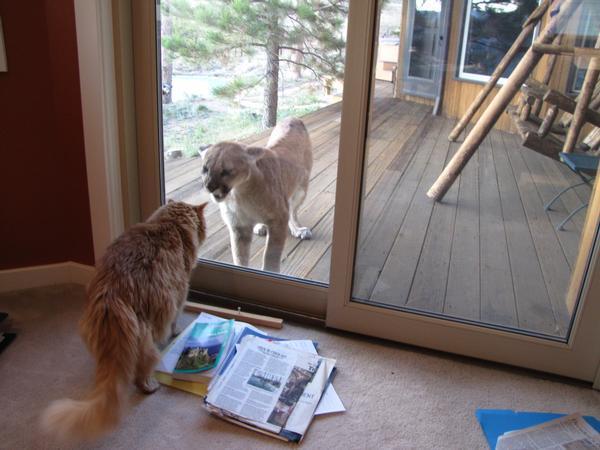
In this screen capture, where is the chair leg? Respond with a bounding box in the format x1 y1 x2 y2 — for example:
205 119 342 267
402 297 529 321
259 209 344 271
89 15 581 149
557 203 588 231
545 180 589 211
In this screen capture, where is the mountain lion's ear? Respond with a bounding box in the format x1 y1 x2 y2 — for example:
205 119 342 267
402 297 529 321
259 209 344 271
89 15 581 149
246 146 265 160
198 145 211 159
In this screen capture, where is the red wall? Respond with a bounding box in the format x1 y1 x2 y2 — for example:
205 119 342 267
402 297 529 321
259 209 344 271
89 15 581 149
0 0 94 270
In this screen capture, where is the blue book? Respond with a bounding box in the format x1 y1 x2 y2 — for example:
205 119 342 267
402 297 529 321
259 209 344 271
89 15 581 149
476 409 600 449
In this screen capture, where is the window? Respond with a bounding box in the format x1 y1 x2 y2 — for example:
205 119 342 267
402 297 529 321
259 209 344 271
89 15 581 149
566 5 600 94
458 0 538 83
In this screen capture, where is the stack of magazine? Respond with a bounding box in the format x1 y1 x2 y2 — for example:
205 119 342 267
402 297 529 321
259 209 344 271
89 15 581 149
155 313 344 442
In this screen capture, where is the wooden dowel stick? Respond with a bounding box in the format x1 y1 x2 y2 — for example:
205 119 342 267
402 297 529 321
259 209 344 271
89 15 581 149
184 301 284 329
429 0 583 201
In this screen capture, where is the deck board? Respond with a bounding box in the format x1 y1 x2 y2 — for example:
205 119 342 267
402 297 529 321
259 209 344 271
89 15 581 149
492 131 557 335
503 132 571 335
444 127 480 320
164 82 586 336
404 125 460 313
478 134 518 327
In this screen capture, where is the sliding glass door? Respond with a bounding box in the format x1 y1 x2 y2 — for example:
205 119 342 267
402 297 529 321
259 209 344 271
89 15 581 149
327 0 600 382
131 0 600 381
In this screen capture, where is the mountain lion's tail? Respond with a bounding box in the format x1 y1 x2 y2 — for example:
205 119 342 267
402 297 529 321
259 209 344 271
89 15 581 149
40 295 139 441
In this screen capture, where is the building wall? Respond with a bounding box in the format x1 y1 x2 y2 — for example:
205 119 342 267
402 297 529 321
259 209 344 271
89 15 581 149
0 0 94 270
395 0 581 133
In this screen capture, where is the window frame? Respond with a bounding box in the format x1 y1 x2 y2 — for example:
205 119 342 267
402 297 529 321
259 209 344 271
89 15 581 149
565 5 598 95
456 0 538 85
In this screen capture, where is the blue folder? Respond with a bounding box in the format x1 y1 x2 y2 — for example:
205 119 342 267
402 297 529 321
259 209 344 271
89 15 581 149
476 409 600 449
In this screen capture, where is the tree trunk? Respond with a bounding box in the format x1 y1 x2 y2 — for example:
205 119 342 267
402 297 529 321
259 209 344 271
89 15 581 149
161 3 173 104
262 19 280 129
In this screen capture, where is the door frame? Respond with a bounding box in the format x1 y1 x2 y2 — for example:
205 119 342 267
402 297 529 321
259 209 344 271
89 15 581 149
328 0 600 382
130 0 329 318
73 0 126 263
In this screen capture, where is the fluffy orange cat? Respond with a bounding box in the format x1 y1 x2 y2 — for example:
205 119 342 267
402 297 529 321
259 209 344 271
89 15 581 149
40 201 207 441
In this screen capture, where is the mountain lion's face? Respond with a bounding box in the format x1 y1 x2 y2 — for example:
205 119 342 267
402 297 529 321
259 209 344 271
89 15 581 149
200 142 252 203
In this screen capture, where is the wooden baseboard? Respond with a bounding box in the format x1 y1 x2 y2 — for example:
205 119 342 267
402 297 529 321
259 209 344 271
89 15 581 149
0 262 95 293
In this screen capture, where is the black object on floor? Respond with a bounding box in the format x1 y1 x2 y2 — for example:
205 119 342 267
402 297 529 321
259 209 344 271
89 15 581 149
0 332 16 354
0 312 16 354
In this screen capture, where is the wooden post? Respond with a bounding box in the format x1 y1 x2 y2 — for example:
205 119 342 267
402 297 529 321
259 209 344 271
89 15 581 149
563 58 600 153
447 0 551 142
428 0 582 202
563 35 600 153
533 35 563 116
520 102 532 121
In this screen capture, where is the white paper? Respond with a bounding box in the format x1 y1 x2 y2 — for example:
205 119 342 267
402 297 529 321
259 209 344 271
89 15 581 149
496 413 600 450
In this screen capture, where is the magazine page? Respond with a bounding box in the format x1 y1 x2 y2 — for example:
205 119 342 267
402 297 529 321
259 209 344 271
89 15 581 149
271 339 345 415
206 337 321 428
156 317 203 373
282 355 336 436
496 413 600 450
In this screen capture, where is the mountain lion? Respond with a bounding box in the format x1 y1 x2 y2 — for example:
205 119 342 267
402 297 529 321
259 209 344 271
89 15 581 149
200 117 313 273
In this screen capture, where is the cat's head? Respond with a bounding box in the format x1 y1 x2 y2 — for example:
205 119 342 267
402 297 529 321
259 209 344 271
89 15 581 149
199 142 264 203
154 200 208 244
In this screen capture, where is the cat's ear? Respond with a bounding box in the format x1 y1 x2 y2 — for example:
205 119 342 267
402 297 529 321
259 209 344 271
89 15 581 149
195 202 208 217
167 199 174 204
246 146 265 160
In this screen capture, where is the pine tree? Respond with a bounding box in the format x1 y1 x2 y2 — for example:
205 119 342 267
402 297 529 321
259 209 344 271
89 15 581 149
163 0 348 128
161 0 174 105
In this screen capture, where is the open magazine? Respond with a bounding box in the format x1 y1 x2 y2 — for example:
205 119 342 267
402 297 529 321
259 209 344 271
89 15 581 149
205 335 337 442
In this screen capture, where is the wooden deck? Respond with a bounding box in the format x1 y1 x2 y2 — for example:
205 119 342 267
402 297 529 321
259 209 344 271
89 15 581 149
165 82 587 337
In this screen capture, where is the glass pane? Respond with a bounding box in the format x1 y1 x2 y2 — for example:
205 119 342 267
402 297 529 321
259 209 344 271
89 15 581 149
408 0 441 80
158 1 348 282
460 0 537 80
351 0 599 340
569 4 600 93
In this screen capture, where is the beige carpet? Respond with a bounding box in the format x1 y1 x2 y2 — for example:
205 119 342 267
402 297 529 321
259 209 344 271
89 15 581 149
1 284 599 450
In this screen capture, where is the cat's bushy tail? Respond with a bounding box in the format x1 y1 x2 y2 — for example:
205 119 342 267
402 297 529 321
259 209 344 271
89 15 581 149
40 295 139 441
